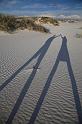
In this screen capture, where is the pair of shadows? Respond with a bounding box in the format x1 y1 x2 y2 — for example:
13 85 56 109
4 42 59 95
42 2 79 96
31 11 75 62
0 36 82 124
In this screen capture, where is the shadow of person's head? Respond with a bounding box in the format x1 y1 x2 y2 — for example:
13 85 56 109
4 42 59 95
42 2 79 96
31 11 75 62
62 36 67 44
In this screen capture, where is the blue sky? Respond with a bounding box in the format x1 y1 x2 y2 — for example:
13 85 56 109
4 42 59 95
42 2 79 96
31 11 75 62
0 0 82 16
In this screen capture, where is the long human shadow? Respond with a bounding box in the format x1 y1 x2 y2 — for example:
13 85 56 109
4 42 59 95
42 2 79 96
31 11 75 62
0 35 58 92
28 36 82 124
6 35 59 124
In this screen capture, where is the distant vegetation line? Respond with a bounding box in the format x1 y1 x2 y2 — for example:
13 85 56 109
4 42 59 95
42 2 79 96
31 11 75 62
0 14 59 33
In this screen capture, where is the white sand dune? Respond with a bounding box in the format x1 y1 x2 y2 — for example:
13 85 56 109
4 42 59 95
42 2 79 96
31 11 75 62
0 22 82 124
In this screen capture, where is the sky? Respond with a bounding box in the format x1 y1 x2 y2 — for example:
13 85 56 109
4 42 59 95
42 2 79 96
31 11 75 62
0 0 82 17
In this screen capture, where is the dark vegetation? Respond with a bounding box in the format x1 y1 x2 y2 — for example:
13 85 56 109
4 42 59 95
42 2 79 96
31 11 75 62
75 33 82 38
0 14 59 33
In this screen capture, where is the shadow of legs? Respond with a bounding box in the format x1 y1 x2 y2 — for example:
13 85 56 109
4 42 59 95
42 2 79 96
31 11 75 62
6 36 56 124
67 60 82 124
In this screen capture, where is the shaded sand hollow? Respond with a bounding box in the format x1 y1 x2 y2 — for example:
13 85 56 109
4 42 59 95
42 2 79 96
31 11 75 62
0 22 82 124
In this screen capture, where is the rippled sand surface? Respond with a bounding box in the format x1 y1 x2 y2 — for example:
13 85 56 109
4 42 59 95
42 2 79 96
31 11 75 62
0 22 82 124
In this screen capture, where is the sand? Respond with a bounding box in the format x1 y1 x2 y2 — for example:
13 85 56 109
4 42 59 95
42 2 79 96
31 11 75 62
0 22 82 124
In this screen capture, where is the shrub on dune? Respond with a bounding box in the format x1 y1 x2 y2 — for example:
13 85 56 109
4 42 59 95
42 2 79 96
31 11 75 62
0 14 52 33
